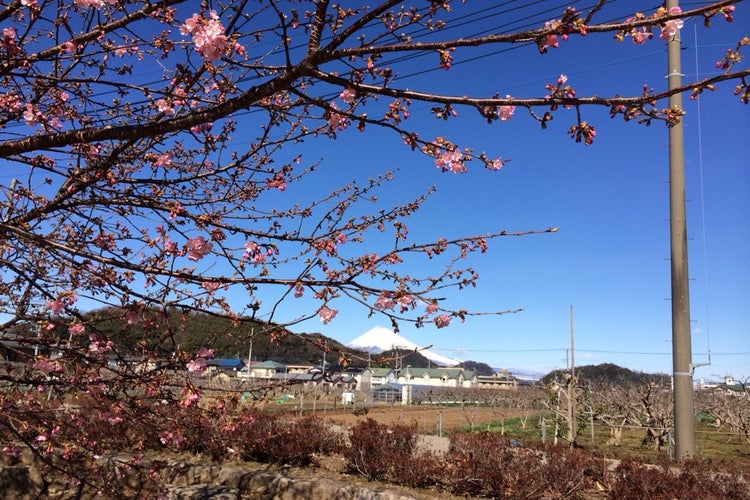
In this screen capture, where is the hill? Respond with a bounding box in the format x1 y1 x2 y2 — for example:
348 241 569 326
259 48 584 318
68 307 372 366
540 363 669 386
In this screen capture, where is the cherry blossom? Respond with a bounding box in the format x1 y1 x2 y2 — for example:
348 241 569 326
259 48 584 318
186 357 207 373
318 306 338 324
340 88 356 104
374 292 395 310
68 323 85 336
434 148 465 173
74 0 117 8
425 301 439 315
46 299 65 314
484 159 502 170
498 96 515 121
660 7 684 40
181 11 229 62
196 347 214 358
186 236 213 261
125 310 140 325
33 359 62 373
434 314 452 328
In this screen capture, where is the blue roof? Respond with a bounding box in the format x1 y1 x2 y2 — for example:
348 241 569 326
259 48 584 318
207 358 244 368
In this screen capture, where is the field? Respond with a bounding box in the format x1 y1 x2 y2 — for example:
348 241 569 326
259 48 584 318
301 402 750 467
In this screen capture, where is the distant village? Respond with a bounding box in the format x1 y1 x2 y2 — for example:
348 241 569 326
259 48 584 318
199 357 521 405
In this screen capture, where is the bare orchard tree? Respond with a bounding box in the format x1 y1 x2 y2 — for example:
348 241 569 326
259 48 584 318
0 0 747 492
584 379 675 451
695 379 750 445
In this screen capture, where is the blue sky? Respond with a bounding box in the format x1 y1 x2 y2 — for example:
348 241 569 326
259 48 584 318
290 3 749 379
3 1 745 380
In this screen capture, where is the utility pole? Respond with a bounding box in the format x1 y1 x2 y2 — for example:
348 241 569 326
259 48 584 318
246 327 254 382
666 0 696 460
568 305 577 446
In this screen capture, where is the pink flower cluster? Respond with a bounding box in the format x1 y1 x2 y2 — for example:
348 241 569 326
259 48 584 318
498 96 515 121
243 241 273 264
74 0 117 8
660 7 684 40
318 305 338 324
434 314 452 328
186 236 213 261
88 334 114 353
181 11 243 61
46 292 77 314
435 148 465 173
186 347 214 374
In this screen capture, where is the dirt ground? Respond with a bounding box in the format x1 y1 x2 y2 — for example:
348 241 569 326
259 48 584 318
319 404 526 434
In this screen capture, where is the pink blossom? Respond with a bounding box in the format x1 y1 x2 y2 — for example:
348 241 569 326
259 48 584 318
196 347 214 358
152 152 174 167
434 148 465 173
487 158 504 171
181 11 228 61
186 236 212 261
190 122 213 134
202 281 220 293
396 294 414 312
498 95 515 121
721 5 735 22
632 30 650 45
318 306 338 324
660 7 684 41
23 103 39 126
68 323 85 336
126 310 140 325
33 359 62 373
543 21 559 50
327 102 348 131
179 390 201 407
155 99 175 115
425 301 439 315
340 88 356 104
46 299 65 314
61 40 77 53
186 357 207 373
434 314 452 329
265 173 286 191
88 338 114 353
21 0 38 7
374 292 395 311
74 0 117 8
293 284 304 298
1 445 22 458
159 431 185 447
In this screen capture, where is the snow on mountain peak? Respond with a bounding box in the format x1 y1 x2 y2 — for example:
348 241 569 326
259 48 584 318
347 326 461 366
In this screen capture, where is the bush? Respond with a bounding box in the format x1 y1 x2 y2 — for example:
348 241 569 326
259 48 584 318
343 417 442 487
236 411 344 466
447 432 606 498
609 458 750 500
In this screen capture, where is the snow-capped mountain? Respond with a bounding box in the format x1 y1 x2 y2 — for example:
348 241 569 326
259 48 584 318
347 326 462 367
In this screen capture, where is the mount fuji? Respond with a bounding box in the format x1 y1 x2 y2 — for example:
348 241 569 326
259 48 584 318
346 326 462 367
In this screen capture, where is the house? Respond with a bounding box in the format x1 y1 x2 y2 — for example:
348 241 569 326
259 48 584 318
206 358 245 376
476 369 519 390
242 360 287 379
367 367 397 387
714 376 747 397
397 367 468 388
